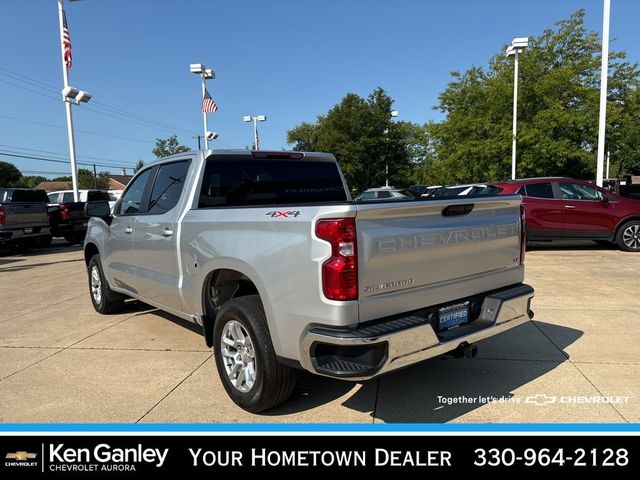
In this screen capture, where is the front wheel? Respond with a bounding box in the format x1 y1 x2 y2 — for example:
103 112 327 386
213 295 296 413
88 254 124 314
616 221 640 252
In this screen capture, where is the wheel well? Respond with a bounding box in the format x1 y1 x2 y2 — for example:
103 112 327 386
201 269 260 347
84 243 99 266
614 216 640 240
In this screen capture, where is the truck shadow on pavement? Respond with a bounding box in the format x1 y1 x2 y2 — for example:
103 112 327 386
264 321 583 422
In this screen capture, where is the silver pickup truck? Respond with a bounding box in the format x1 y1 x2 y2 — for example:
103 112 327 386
84 150 534 412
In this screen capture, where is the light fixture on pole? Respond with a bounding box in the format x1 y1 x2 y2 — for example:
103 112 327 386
190 63 216 149
507 37 528 180
243 115 267 150
595 0 611 187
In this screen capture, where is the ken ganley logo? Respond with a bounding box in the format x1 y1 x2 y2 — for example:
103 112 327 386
5 451 38 468
48 444 168 472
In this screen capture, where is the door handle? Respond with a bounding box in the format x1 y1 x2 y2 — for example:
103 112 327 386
162 229 174 237
124 226 133 234
564 205 576 209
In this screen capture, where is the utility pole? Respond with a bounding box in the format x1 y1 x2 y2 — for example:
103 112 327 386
193 134 203 150
93 163 97 189
57 0 79 202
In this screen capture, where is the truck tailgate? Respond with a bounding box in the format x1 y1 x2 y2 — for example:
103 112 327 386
356 196 524 322
1 203 49 228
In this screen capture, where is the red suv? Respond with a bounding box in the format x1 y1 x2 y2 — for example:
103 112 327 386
493 177 640 252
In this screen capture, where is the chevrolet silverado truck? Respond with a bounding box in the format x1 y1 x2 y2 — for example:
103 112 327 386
0 188 52 251
83 150 534 412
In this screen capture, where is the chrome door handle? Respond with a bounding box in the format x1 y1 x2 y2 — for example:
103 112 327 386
124 226 133 234
564 205 576 209
162 229 174 237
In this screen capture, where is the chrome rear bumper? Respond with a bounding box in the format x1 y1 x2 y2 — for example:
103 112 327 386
300 284 534 380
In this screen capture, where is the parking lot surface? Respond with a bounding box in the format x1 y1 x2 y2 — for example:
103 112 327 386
1 240 638 423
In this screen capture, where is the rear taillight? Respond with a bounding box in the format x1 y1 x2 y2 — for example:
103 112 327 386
520 203 526 264
315 218 358 301
0 206 4 225
58 203 70 221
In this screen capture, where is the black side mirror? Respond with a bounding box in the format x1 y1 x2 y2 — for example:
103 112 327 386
85 201 111 218
602 195 610 207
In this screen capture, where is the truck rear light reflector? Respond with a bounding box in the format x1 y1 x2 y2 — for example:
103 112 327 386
0 206 4 225
315 218 358 301
58 203 70 221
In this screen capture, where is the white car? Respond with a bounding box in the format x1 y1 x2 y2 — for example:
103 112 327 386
355 187 412 201
108 190 123 210
47 189 111 204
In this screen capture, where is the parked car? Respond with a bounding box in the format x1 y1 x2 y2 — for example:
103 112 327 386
0 188 51 251
84 149 533 412
47 189 111 244
494 177 640 251
355 187 412 201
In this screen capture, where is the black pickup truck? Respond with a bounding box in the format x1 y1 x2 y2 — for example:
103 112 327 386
47 189 111 244
0 188 52 251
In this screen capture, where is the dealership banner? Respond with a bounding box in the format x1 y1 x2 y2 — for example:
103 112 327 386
0 435 636 475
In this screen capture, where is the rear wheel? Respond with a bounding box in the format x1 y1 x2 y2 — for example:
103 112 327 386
64 232 85 245
88 254 124 313
38 235 53 247
616 221 640 252
213 295 296 412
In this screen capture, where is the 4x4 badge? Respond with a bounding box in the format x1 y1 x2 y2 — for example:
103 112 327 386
265 210 301 218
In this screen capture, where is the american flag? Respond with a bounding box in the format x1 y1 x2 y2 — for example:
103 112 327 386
201 89 218 112
62 11 72 70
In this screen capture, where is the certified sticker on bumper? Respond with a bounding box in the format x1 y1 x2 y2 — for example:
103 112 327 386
438 302 470 331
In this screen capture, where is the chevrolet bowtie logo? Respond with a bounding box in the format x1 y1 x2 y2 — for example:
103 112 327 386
525 394 557 406
6 451 37 461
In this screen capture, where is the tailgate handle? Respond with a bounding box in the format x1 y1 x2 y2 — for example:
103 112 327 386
442 204 474 217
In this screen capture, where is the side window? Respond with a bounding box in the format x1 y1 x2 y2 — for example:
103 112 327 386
148 161 189 215
117 169 152 215
359 192 375 200
524 183 554 199
377 191 392 199
560 182 603 201
48 193 59 203
62 192 74 203
515 186 526 195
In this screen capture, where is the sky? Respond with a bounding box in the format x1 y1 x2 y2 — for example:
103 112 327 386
2 0 640 178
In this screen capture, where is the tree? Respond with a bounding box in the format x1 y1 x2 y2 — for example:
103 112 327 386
426 10 640 183
287 88 412 192
15 175 47 188
0 161 22 187
133 159 145 173
153 135 190 158
77 168 110 189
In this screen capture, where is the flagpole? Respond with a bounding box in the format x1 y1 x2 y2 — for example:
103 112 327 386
57 0 79 202
201 76 209 150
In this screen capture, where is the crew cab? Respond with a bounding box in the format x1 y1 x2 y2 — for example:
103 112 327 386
0 188 51 251
494 177 640 251
48 189 111 244
84 150 534 412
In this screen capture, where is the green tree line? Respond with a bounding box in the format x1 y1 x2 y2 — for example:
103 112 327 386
288 10 640 191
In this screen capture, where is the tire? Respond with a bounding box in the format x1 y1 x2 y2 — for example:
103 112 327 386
64 232 85 245
87 254 125 314
9 241 28 253
616 221 640 252
213 295 296 413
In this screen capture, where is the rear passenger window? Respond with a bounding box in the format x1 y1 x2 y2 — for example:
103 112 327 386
148 161 189 214
62 192 74 203
524 183 554 199
198 156 347 207
377 191 392 198
87 191 110 202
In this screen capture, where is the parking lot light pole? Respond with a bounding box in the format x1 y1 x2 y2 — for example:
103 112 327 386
507 37 529 180
384 110 399 188
243 115 267 150
190 63 215 149
596 0 611 187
